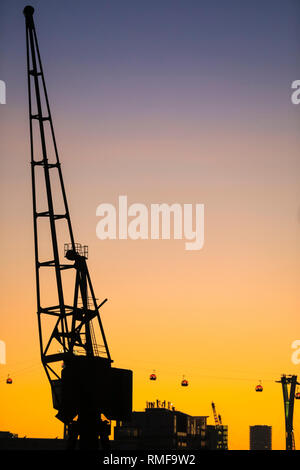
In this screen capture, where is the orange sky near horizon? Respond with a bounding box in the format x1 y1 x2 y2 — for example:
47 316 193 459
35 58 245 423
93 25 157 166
1 117 300 450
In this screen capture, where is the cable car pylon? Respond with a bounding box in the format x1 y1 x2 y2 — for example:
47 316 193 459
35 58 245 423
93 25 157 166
276 374 299 450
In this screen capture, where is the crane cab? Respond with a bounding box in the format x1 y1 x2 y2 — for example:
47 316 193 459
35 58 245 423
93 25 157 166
6 375 12 384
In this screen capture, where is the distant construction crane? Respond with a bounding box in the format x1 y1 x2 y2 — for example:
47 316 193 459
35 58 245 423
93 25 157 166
211 401 222 426
276 374 299 451
210 401 227 450
23 5 132 450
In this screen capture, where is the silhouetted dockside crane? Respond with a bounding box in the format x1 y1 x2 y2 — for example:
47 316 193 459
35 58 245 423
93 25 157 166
23 5 132 450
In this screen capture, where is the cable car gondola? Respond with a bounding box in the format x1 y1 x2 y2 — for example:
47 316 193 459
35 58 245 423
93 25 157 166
255 380 263 392
181 376 188 387
149 370 157 381
295 387 300 400
6 375 12 385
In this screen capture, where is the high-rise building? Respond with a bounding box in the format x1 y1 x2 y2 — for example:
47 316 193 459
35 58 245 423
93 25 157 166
250 425 272 450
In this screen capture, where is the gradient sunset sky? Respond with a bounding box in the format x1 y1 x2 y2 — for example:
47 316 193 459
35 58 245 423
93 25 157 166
1 0 300 449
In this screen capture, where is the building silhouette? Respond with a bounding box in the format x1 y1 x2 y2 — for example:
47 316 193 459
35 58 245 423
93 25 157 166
0 401 229 451
206 425 228 450
250 425 272 450
113 400 228 450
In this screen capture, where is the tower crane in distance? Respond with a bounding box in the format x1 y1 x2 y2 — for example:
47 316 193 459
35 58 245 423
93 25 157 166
23 6 132 450
211 401 222 426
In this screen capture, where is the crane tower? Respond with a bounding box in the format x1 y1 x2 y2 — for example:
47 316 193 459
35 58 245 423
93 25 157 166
23 5 132 449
